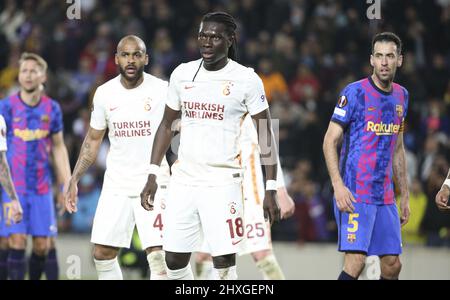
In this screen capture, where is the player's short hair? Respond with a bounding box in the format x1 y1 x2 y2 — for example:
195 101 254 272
201 11 238 60
19 52 48 73
372 32 402 55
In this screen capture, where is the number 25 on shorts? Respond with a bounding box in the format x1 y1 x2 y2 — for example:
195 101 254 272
347 213 359 233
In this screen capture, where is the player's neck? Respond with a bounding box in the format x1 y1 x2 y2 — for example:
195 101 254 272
20 89 41 106
120 74 144 89
370 74 392 93
203 58 229 71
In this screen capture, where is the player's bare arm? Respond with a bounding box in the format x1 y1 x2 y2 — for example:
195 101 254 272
251 109 280 225
323 121 356 213
393 132 410 225
65 127 105 213
0 151 23 223
141 105 180 211
435 168 450 211
51 131 71 215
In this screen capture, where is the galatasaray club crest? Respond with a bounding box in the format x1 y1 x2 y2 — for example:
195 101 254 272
396 105 403 117
222 81 234 96
229 201 237 215
347 233 356 243
41 115 49 122
144 97 152 111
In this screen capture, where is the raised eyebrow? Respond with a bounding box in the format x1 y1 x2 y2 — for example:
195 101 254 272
119 51 145 55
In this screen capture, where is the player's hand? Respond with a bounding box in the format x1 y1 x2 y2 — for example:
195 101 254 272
141 174 158 211
435 187 450 212
334 184 356 213
400 197 410 226
277 187 295 219
10 199 23 224
263 190 281 226
65 179 79 214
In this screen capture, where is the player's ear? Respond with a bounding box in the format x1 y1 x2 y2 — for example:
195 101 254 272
145 54 149 66
397 54 403 67
115 53 119 66
370 54 374 67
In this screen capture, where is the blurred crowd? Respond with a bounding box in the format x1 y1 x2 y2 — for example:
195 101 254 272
0 0 449 247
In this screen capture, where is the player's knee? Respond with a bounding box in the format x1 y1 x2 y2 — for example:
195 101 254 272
93 245 118 260
0 237 8 250
381 256 401 278
165 252 190 270
344 253 366 277
251 249 271 262
212 254 235 269
8 234 26 250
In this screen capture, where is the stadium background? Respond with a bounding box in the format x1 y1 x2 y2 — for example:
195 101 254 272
0 0 449 279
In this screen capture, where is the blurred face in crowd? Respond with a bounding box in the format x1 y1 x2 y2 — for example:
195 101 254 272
370 41 402 85
18 59 46 93
115 37 148 83
198 21 232 70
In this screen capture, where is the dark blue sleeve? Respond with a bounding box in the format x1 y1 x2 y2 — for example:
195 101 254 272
330 84 357 128
50 100 63 134
403 88 409 119
0 99 12 128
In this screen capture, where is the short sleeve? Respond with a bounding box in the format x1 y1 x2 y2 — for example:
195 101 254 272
90 87 107 130
166 68 181 111
245 71 269 116
403 88 409 119
0 115 7 151
50 101 63 134
330 85 358 128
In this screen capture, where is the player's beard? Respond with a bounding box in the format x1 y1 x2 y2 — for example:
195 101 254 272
375 68 396 85
119 65 145 83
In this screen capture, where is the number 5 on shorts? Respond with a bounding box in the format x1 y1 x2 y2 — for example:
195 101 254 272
348 213 359 233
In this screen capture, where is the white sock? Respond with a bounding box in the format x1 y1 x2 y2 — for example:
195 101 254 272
255 254 285 280
167 263 194 280
147 250 168 280
195 260 214 280
213 265 238 280
94 257 123 280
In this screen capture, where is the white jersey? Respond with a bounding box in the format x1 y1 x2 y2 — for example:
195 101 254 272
0 115 7 152
90 73 170 195
240 114 285 188
167 59 269 186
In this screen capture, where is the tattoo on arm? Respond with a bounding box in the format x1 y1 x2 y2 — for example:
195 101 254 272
0 153 18 201
72 138 100 182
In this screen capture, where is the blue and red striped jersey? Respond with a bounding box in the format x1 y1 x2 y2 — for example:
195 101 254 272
330 77 409 205
0 93 63 195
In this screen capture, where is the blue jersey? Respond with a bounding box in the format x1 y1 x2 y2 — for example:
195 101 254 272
330 77 409 205
0 93 63 195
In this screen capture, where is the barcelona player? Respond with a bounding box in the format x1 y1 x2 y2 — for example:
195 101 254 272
0 53 71 280
323 32 410 280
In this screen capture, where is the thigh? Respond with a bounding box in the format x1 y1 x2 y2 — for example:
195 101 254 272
334 201 377 254
162 182 201 253
199 183 244 257
91 191 135 248
29 192 57 237
368 204 402 256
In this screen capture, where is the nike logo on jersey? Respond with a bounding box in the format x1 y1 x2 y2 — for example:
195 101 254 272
231 239 243 246
109 107 118 111
184 85 195 90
